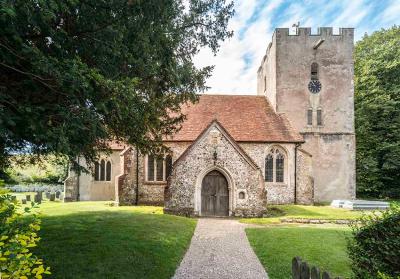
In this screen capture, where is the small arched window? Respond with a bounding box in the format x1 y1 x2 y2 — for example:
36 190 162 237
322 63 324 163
265 154 273 182
94 161 100 181
265 147 286 183
100 159 105 181
106 161 112 181
276 152 284 183
238 191 245 199
311 63 318 80
166 155 173 178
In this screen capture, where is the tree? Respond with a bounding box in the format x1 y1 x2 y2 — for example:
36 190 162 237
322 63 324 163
0 0 234 173
355 26 400 198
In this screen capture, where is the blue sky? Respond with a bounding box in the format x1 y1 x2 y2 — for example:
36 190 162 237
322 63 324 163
194 0 400 94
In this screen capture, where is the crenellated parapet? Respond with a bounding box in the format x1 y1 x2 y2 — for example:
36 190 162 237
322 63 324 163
274 27 354 37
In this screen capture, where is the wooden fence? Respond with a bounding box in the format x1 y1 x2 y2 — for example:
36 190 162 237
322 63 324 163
292 257 343 279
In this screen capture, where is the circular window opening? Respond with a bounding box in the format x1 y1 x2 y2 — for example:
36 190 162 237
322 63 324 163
238 192 245 199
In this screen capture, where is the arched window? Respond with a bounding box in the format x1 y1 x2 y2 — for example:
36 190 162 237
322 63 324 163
317 108 322 126
147 155 155 181
146 154 173 182
94 161 100 181
265 147 286 183
94 159 112 182
106 161 112 181
100 159 105 181
276 151 284 182
166 155 173 178
311 63 318 80
265 154 273 182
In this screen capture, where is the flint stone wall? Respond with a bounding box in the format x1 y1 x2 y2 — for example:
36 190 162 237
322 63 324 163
118 142 191 205
165 125 266 217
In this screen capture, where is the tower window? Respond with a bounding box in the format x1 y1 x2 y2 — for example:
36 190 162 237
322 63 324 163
311 63 318 80
317 109 322 125
307 109 313 125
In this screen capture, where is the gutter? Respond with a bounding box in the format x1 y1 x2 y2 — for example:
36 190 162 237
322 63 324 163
135 147 139 205
77 157 80 201
294 143 301 204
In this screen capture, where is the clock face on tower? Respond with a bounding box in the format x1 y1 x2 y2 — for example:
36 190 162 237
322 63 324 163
308 80 321 94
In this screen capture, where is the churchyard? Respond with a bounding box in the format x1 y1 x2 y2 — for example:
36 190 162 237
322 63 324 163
9 194 390 279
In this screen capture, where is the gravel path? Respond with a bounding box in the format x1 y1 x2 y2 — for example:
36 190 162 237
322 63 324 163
173 218 268 279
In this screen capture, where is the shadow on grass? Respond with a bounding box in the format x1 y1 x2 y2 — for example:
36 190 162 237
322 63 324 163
35 210 196 279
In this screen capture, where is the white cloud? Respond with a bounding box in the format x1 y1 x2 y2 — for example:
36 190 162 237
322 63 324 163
195 0 398 94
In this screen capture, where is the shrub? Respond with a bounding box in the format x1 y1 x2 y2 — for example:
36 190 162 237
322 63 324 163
347 205 400 278
0 194 50 278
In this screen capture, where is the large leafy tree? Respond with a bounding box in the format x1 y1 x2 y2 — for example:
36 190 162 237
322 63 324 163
355 26 400 198
0 0 234 173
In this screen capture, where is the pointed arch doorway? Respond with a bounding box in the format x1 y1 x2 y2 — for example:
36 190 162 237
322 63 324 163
201 170 229 216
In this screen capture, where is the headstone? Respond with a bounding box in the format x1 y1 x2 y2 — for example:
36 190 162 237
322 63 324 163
34 194 41 204
45 191 51 199
11 196 17 201
26 195 31 202
22 199 27 204
311 266 321 279
49 193 55 201
292 257 301 279
300 262 310 279
322 271 331 279
55 191 61 199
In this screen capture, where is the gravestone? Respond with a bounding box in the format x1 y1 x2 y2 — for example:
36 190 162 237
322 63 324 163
11 196 17 201
45 192 51 199
22 199 27 204
34 194 41 204
50 193 56 201
26 195 31 202
55 191 61 199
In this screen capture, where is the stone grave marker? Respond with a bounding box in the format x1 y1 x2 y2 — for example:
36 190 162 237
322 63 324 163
50 193 56 201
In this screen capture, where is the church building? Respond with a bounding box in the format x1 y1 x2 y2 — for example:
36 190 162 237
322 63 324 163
64 27 356 217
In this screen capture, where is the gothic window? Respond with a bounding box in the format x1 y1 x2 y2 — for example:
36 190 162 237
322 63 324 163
146 154 173 182
100 159 105 181
307 109 313 126
265 147 286 183
156 157 164 181
94 161 100 181
166 155 173 178
106 161 112 181
147 155 155 181
311 63 319 80
317 109 322 126
94 159 112 181
265 154 273 182
276 152 284 182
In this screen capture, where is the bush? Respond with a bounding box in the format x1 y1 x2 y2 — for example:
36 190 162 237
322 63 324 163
0 194 50 278
347 205 400 278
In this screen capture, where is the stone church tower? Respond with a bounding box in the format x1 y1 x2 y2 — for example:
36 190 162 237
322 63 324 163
257 27 356 202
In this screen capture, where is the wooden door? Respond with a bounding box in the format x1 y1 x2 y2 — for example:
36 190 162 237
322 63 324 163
201 170 229 216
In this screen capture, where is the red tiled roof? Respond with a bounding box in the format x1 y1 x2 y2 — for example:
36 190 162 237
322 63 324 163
166 95 303 143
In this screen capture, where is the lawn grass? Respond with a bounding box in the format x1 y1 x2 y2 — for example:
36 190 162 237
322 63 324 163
246 226 352 279
32 202 196 279
241 205 367 225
